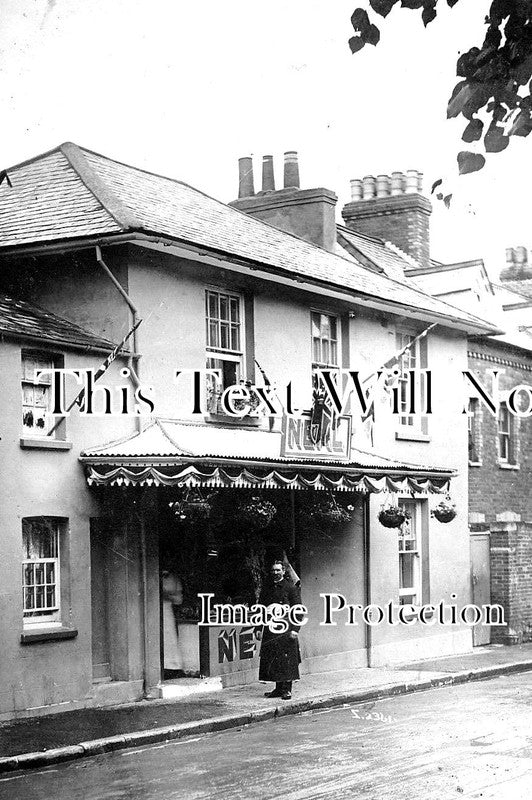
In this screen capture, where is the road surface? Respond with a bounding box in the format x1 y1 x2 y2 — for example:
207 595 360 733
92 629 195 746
1 671 531 800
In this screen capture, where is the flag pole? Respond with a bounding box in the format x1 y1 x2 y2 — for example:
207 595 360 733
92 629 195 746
46 318 143 437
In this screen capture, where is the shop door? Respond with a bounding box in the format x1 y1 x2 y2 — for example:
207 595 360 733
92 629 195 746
470 532 491 646
90 519 111 680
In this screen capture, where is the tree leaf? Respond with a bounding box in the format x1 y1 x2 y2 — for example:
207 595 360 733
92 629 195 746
431 178 443 194
349 36 366 54
508 109 532 137
351 8 371 30
369 0 396 17
457 151 486 174
422 8 437 26
484 123 509 152
366 24 381 46
462 117 484 142
443 193 453 209
447 0 460 7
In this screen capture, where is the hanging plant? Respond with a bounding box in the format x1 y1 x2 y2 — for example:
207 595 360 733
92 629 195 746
302 494 355 528
236 495 277 530
378 504 410 529
431 496 457 524
169 489 216 522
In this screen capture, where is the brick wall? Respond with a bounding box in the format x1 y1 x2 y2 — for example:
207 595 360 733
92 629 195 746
468 341 532 525
490 518 532 643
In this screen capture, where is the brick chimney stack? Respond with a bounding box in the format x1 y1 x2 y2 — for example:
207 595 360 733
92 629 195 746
230 152 337 252
342 170 431 268
500 246 532 281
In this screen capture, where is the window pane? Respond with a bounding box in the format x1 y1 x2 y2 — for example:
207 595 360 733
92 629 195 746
230 298 239 322
400 554 415 589
230 325 240 351
24 587 35 610
220 322 230 350
219 295 229 322
208 292 218 319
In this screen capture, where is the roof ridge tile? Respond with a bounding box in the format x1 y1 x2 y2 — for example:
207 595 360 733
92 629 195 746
59 143 139 230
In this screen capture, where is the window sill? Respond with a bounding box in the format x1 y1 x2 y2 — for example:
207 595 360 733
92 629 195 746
498 462 520 471
20 437 72 450
21 626 78 644
395 431 430 443
469 460 482 468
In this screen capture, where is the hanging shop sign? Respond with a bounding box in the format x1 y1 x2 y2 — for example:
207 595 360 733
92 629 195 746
281 412 352 461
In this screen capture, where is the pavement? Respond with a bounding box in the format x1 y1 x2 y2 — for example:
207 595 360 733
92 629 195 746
1 642 531 773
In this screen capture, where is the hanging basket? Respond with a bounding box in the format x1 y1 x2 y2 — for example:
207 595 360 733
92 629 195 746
431 498 457 524
236 496 277 530
301 494 355 529
169 490 215 522
378 505 410 529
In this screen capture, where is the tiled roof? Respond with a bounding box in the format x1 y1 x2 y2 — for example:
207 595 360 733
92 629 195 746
337 226 415 281
0 294 118 351
80 418 451 474
498 279 532 301
0 143 497 333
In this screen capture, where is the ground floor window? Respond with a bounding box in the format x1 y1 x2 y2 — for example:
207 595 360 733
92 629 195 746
22 517 64 626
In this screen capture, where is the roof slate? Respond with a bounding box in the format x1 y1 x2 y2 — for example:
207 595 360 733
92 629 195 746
0 293 118 351
0 143 496 333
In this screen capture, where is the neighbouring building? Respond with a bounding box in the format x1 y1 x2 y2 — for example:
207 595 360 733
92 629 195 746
409 246 532 645
0 144 496 720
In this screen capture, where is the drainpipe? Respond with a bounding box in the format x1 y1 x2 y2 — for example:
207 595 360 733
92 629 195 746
363 494 373 667
96 247 151 694
95 246 142 432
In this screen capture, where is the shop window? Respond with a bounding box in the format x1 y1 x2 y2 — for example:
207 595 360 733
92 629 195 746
468 398 481 464
21 351 63 438
498 402 516 465
205 289 244 414
396 330 428 435
22 518 65 627
398 500 428 607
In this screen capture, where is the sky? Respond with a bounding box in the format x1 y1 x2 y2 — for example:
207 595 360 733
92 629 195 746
0 0 530 276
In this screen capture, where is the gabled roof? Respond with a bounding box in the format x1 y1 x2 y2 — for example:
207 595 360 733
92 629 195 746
0 143 497 334
0 294 117 352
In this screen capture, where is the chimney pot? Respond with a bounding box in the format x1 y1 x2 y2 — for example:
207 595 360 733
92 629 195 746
417 172 423 193
350 178 363 201
284 151 300 189
376 174 390 198
506 247 515 265
405 170 418 194
390 171 404 196
262 155 275 193
516 245 527 265
362 175 376 200
238 156 254 198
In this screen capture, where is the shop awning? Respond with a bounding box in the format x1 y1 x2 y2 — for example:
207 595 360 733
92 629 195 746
80 419 453 494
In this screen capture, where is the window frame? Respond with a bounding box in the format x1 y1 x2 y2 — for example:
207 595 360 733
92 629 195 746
395 329 429 435
398 500 421 606
21 349 65 441
22 517 64 628
205 287 245 415
497 401 516 465
311 310 340 372
468 397 482 465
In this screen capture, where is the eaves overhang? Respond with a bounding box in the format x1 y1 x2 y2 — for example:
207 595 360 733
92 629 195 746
0 230 499 337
